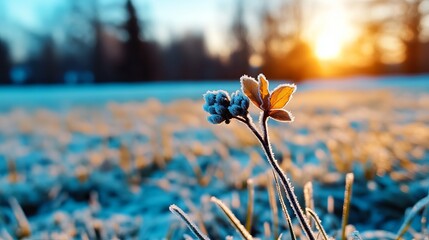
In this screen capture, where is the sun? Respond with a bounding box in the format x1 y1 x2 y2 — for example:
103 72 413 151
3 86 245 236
309 2 355 61
314 30 343 60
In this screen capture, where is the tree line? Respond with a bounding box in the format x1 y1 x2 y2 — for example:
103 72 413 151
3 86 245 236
0 0 428 84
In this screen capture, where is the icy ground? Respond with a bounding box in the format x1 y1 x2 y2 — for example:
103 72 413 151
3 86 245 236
0 76 428 239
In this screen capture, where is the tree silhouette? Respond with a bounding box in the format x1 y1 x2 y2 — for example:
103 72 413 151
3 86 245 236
0 39 11 84
260 1 318 81
354 0 428 75
228 0 251 78
39 38 58 84
120 0 158 81
402 0 424 74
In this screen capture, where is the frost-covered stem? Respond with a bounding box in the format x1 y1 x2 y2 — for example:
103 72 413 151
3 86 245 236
262 112 269 143
238 114 316 240
234 116 264 144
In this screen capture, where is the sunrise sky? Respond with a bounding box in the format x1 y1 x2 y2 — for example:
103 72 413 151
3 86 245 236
0 0 361 62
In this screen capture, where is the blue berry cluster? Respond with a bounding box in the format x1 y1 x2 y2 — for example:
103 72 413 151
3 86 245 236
228 91 250 117
203 90 249 124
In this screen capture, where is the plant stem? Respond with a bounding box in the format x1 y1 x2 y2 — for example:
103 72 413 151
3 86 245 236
237 114 316 240
262 112 269 143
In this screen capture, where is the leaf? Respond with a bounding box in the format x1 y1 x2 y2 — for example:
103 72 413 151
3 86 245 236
240 75 262 109
269 109 293 122
258 74 270 110
270 84 296 109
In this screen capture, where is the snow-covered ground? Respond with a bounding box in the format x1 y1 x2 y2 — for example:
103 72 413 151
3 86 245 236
0 75 428 108
0 76 428 239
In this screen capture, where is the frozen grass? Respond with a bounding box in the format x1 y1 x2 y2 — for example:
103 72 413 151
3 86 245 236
0 79 428 239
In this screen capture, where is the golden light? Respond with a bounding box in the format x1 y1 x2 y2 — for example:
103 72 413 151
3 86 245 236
309 2 355 61
249 54 264 68
314 30 343 60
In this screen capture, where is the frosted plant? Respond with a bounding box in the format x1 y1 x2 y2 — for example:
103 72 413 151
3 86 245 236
171 74 323 239
231 74 316 239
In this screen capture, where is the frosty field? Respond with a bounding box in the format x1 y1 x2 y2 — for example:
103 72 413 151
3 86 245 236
0 76 429 239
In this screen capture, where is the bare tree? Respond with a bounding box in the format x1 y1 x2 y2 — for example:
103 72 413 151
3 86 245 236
228 0 251 78
0 38 11 84
352 0 428 74
260 0 318 81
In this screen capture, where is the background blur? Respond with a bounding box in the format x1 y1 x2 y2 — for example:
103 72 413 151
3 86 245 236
1 0 429 84
1 1 429 239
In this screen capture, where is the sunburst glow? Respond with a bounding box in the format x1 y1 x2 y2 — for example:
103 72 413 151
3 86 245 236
311 2 354 61
314 30 343 60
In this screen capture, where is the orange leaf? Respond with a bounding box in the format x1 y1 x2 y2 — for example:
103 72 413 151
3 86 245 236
269 84 296 109
258 74 270 110
269 109 293 122
240 75 262 109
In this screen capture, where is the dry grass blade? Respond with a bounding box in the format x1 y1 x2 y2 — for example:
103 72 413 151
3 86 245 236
210 196 253 240
165 223 177 240
264 222 271 238
304 182 314 227
306 208 329 240
267 174 279 239
273 172 296 240
245 179 255 232
9 198 31 238
341 173 354 240
169 204 209 240
7 159 19 183
395 194 429 240
0 229 14 240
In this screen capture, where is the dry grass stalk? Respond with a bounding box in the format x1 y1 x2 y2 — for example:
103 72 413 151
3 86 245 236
245 179 255 232
273 173 296 240
9 198 31 239
263 222 271 239
267 174 279 239
306 208 329 240
75 166 89 183
304 182 314 227
119 145 131 172
341 173 354 240
210 196 253 240
396 194 429 240
7 159 19 183
327 196 334 215
169 205 209 240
